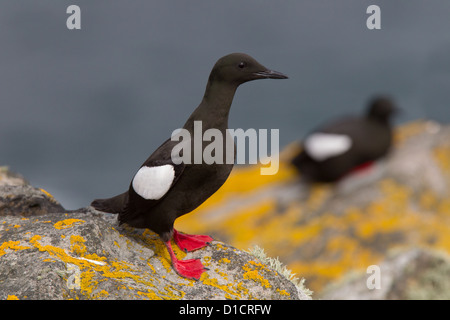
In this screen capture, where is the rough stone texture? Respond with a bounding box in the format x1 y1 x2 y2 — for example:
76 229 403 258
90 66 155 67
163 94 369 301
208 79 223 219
320 248 450 300
0 185 65 217
0 169 310 300
0 166 65 217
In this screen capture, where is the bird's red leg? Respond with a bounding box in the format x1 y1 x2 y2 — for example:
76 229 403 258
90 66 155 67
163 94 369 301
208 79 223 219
351 161 374 173
173 229 213 252
164 240 207 280
339 161 375 181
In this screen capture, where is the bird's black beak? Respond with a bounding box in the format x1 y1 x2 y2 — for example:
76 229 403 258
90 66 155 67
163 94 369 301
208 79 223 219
253 69 288 79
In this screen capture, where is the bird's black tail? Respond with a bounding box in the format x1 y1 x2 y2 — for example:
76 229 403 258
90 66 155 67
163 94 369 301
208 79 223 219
90 191 128 214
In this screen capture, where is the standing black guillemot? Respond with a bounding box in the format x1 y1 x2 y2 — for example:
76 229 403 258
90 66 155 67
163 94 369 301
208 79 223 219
91 53 287 279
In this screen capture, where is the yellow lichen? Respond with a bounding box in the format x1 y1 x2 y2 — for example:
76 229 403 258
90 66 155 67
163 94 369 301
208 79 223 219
93 290 109 299
201 274 242 299
54 219 85 230
219 258 231 264
137 289 162 300
242 261 272 289
28 233 175 299
216 243 227 251
0 241 31 257
70 235 87 256
434 146 450 173
161 284 186 300
215 269 229 280
39 188 54 199
276 288 290 296
203 256 212 267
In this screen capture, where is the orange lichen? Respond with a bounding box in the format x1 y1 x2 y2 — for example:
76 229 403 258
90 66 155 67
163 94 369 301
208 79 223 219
276 288 290 296
434 146 450 173
27 233 168 299
242 261 272 289
39 188 54 199
201 274 244 299
94 290 109 298
0 241 31 257
70 235 87 256
219 258 231 264
137 289 162 300
53 219 85 230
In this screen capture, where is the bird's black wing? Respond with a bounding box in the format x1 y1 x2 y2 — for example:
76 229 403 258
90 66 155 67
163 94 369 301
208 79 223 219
117 138 186 223
91 138 185 216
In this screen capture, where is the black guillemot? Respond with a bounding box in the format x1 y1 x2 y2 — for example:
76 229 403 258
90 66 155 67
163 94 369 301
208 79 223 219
291 97 398 183
91 53 287 279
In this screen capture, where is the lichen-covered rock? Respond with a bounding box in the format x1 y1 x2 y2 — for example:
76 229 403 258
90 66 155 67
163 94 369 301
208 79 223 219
0 173 310 300
320 248 450 300
176 120 450 294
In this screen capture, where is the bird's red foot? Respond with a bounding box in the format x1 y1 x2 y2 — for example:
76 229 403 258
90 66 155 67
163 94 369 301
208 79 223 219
172 257 207 280
164 240 207 280
173 229 213 252
350 161 374 175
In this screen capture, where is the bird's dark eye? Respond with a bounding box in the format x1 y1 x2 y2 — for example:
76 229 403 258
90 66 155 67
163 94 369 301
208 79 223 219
238 62 246 69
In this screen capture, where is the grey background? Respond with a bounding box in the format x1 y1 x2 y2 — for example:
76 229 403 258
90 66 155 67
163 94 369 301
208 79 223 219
1 1 449 209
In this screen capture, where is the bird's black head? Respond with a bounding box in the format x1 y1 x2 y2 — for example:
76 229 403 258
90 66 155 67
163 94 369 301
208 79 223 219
367 96 399 122
208 53 288 86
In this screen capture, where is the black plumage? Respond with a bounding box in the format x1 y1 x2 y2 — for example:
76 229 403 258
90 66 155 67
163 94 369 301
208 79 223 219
292 97 398 183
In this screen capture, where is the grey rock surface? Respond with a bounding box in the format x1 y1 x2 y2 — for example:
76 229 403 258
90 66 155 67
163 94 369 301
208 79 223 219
320 248 450 300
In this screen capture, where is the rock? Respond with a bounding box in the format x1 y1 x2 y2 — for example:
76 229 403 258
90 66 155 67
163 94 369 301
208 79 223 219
0 169 311 300
0 165 65 217
175 120 450 294
320 248 450 300
5 120 449 299
0 185 65 217
0 166 27 187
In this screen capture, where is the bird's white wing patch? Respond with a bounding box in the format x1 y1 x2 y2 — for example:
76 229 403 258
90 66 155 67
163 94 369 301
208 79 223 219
304 133 353 161
132 165 175 200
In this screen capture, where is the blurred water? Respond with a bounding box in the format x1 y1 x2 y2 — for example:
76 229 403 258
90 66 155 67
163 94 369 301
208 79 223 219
1 1 450 209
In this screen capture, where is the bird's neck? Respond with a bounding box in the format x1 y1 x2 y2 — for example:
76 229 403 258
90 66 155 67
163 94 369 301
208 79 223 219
184 80 238 131
368 115 390 126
